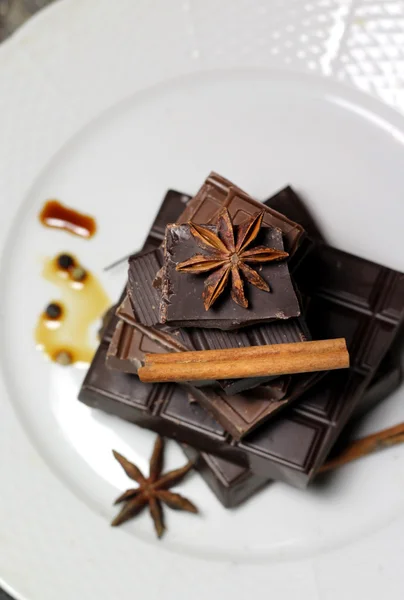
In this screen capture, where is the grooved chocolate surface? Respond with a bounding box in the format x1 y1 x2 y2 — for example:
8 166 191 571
81 236 404 486
106 319 163 373
266 186 402 417
268 186 325 242
125 248 309 394
81 188 404 490
120 292 308 353
189 373 322 439
125 183 308 393
80 340 328 485
180 444 269 508
127 249 163 328
143 190 191 250
178 172 305 255
355 350 401 418
159 223 300 329
108 314 325 439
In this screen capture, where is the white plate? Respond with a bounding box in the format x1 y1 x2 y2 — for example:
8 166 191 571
2 2 404 600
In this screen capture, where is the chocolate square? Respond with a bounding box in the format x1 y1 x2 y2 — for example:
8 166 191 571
159 223 300 330
82 239 404 487
107 314 322 438
178 173 306 256
117 286 309 395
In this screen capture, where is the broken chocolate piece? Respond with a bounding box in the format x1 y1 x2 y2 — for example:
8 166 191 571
178 172 305 255
115 289 309 395
159 222 299 329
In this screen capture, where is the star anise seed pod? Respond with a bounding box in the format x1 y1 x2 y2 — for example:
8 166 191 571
176 208 289 310
111 436 198 538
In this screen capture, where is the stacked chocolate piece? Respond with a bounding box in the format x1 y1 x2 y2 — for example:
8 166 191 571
79 173 404 507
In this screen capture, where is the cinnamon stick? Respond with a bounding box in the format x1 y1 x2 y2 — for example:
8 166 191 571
138 339 349 383
319 422 404 473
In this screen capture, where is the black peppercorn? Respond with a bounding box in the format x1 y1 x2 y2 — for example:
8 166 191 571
57 254 75 270
45 302 63 319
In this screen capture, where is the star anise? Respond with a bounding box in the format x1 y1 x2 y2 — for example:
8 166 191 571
111 436 198 538
176 208 289 310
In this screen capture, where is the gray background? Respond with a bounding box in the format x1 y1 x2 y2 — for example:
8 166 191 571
0 0 53 41
0 2 55 598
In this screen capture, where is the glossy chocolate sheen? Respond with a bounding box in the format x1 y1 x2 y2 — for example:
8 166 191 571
159 223 300 329
177 172 305 255
105 336 400 509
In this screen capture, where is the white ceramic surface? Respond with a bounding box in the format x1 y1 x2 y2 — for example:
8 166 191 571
2 2 404 600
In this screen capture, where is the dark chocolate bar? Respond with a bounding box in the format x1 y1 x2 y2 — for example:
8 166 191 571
183 350 402 505
180 444 268 508
128 242 301 332
124 182 307 393
267 186 324 242
106 319 163 373
127 174 305 330
118 186 404 444
182 350 402 505
120 188 308 395
97 313 402 507
114 290 309 395
189 373 322 440
265 186 402 413
107 316 326 439
143 190 192 250
177 172 305 255
100 300 269 507
93 188 402 503
83 240 404 487
355 351 401 418
159 223 300 330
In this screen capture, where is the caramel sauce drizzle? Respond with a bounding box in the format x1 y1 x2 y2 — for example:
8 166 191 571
39 200 97 239
35 254 110 366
